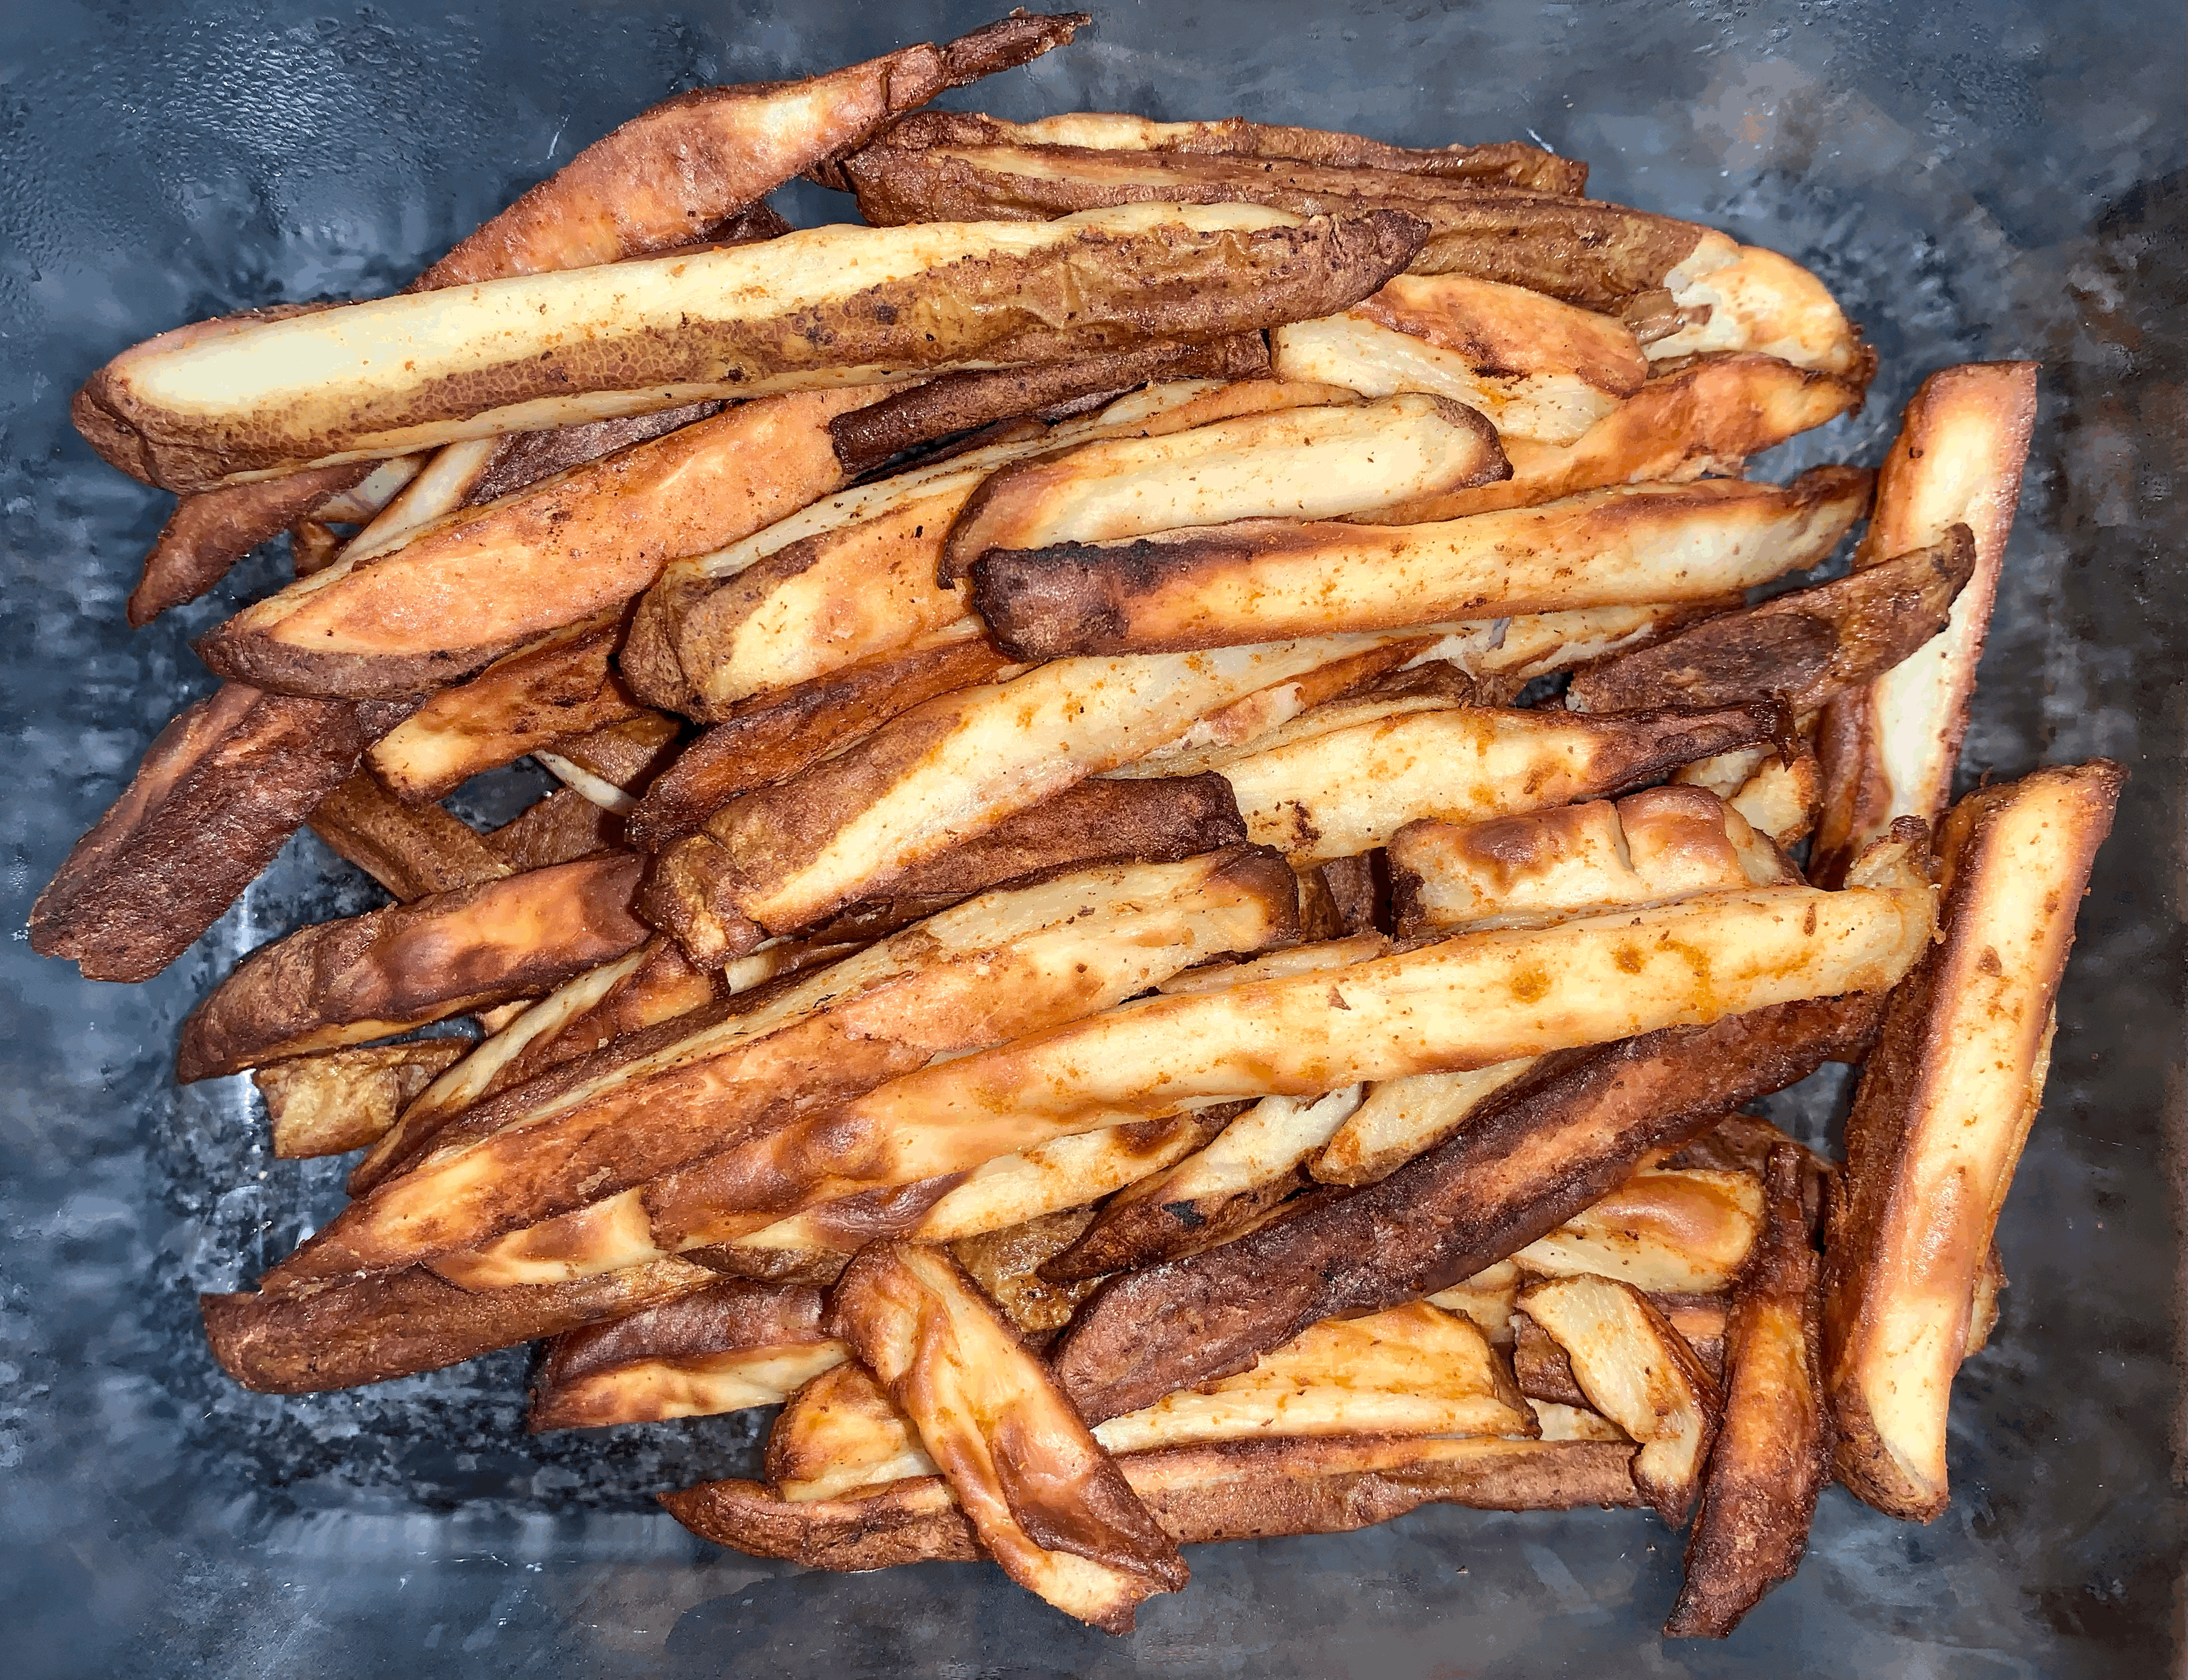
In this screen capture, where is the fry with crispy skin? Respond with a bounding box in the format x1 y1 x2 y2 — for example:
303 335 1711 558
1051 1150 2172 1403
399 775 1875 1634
1513 1170 1764 1294
828 1241 1188 1632
482 788 624 871
1823 762 2121 1519
1311 1063 1539 1187
306 770 511 900
972 467 1872 659
1666 1144 1831 1637
253 1041 469 1158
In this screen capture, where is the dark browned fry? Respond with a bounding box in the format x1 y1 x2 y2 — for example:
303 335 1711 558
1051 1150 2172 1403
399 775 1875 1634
30 685 415 983
129 464 371 626
176 854 649 1081
1666 1145 1831 1638
253 1040 469 1158
306 770 511 901
483 788 625 871
1048 995 1886 1423
462 402 726 508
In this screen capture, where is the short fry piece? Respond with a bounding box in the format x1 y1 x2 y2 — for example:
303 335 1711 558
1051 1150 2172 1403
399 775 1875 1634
1513 1170 1764 1294
306 770 511 900
769 1362 942 1501
830 1241 1187 1632
1314 1062 1539 1186
1822 762 2122 1519
254 1041 468 1158
1519 1273 1720 1526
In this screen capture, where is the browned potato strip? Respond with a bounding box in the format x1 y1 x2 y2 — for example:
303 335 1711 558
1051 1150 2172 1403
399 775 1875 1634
1427 1258 1523 1344
461 400 729 509
1567 528 1976 716
829 1241 1188 1632
483 788 624 871
1519 1273 1720 1525
534 711 684 811
1666 1144 1830 1638
129 463 377 625
1513 1170 1764 1294
769 1362 942 1500
201 1257 720 1394
30 686 415 983
1675 749 1825 851
254 1041 468 1158
306 770 511 900
1388 785 1796 939
197 389 874 700
1824 763 2122 1519
1048 993 1887 1424
664 1435 1641 1570
1366 354 1869 526
1812 363 2040 882
366 611 642 803
1314 1062 1540 1187
527 1278 839 1432
938 393 1509 584
1510 1309 1590 1406
263 850 1299 1290
175 854 649 1081
949 1210 1108 1346
79 205 1424 491
972 468 1872 660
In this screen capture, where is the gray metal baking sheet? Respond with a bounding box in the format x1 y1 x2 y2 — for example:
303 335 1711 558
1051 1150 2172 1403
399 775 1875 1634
1 1 2181 1674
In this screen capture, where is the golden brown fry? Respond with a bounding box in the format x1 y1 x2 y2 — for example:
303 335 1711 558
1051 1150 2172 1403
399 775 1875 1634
129 463 372 625
948 1210 1108 1346
1312 1062 1539 1187
1675 749 1825 851
1048 994 1887 1424
29 686 415 983
1666 1145 1830 1638
1823 763 2121 1519
175 854 649 1080
197 390 873 698
769 1362 942 1500
972 468 1872 660
1811 363 2039 883
253 1041 468 1158
1513 1170 1764 1294
306 770 511 900
1388 785 1796 938
79 205 1424 491
829 1241 1188 1632
1519 1273 1720 1525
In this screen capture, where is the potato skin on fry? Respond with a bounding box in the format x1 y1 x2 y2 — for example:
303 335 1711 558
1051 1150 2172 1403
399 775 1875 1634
306 770 511 901
254 1041 469 1159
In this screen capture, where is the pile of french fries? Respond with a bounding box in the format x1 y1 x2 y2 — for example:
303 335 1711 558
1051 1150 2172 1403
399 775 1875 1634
33 13 2124 1641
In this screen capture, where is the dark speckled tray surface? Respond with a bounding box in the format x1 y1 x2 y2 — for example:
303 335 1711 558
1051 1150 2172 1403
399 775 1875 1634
1 3 2181 1675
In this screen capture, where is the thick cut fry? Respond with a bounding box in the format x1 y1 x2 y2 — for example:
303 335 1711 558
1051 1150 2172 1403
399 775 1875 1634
197 389 874 698
306 770 511 900
1427 1259 1524 1344
1666 1145 1830 1638
826 334 1270 476
1520 1275 1720 1525
1812 363 2039 882
769 1362 943 1500
461 400 728 508
364 612 643 803
527 1279 838 1432
1271 274 1647 444
938 393 1509 583
1213 701 1785 863
1566 528 1976 715
30 686 414 983
624 633 1017 847
684 633 1419 937
201 1257 719 1393
253 1041 468 1158
973 467 1872 658
1040 1088 1363 1281
1513 1170 1764 1293
829 1242 1187 1632
482 788 623 871
664 1435 1640 1570
79 205 1426 491
1312 1062 1538 1186
1679 749 1826 850
1388 785 1796 937
1048 993 1889 1423
263 850 1298 1288
1823 763 2121 1519
176 854 649 1081
836 110 1585 195
644 864 1931 1257
1366 354 1870 526
949 1210 1108 1346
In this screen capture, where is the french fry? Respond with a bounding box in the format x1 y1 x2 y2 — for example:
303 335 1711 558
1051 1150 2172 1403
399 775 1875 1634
263 850 1299 1288
197 389 876 699
533 711 684 810
1270 273 1647 444
1811 363 2040 883
1666 1144 1831 1638
1312 1062 1540 1187
526 1279 841 1432
1048 993 1889 1424
1427 1258 1523 1344
175 854 650 1080
130 463 374 625
253 1041 468 1158
937 393 1509 583
461 400 729 508
482 788 624 871
827 1241 1188 1632
1518 1274 1720 1525
769 1362 943 1499
949 1210 1109 1346
1677 748 1827 850
971 467 1872 659
306 770 511 900
29 686 417 983
78 205 1426 491
1823 762 2121 1519
1565 526 1976 715
663 1434 1640 1570
1512 1170 1764 1294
